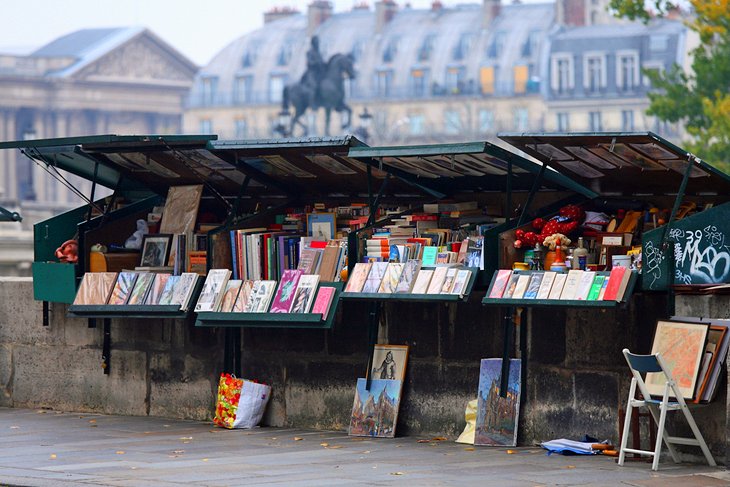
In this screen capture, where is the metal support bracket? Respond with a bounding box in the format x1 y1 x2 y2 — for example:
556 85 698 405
0 205 21 222
101 318 111 375
364 301 382 392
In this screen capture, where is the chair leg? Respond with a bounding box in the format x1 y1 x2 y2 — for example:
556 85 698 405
618 378 637 467
646 403 680 463
680 404 717 467
651 386 671 471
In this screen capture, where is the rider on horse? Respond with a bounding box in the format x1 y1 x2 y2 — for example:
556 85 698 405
301 36 326 108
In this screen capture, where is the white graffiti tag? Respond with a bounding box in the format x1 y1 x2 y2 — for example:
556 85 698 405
674 225 730 283
643 240 664 288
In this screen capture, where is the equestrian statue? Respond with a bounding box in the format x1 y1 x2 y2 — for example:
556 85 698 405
282 36 356 137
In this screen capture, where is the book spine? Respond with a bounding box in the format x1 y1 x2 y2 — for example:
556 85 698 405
230 230 238 280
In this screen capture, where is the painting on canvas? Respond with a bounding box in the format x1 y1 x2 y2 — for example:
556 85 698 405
474 358 521 447
348 378 402 438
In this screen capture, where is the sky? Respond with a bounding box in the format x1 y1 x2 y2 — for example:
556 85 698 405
0 0 441 66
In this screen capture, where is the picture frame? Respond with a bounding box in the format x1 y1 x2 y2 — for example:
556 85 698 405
307 212 336 241
139 234 172 267
646 319 710 400
369 344 409 381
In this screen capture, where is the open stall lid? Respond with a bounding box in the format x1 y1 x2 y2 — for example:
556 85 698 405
346 141 597 198
207 136 443 200
498 132 730 196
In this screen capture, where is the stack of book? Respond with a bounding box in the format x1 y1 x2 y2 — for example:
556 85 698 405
487 266 633 302
344 261 472 296
72 271 200 312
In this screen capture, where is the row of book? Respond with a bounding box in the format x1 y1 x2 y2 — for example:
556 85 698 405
344 261 472 296
73 272 200 312
365 235 484 269
229 228 346 283
194 269 337 319
488 267 633 301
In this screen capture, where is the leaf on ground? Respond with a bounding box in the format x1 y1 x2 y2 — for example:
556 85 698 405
326 445 343 449
180 437 193 441
202 458 209 462
431 437 447 441
564 465 575 469
361 450 371 454
390 471 405 476
116 451 125 455
320 442 329 447
10 426 19 429
88 420 96 423
172 450 185 455
50 454 57 459
417 439 430 443
507 450 517 454
293 437 303 441
464 447 475 451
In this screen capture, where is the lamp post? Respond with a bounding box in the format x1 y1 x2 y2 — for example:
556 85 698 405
275 109 291 137
356 107 373 144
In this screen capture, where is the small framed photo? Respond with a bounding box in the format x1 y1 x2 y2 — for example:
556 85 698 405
140 234 172 267
307 212 336 240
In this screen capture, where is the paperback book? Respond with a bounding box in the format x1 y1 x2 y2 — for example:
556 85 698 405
145 273 172 305
311 286 336 319
548 273 567 299
511 274 532 299
270 269 304 313
411 269 434 294
395 260 421 293
195 269 232 312
488 270 512 299
440 268 459 293
232 280 254 312
291 275 320 313
108 272 139 305
171 272 200 311
73 272 118 305
127 273 154 305
158 275 180 305
450 269 471 295
379 263 404 293
219 280 243 312
362 262 388 293
345 263 372 293
523 273 543 299
536 271 556 299
244 280 277 312
427 267 449 294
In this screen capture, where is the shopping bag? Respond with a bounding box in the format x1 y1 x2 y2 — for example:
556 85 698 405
213 373 271 429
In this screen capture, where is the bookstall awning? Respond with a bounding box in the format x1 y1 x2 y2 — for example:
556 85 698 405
498 132 730 196
207 136 441 199
346 141 597 198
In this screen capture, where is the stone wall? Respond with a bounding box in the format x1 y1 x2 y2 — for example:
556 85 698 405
0 277 725 464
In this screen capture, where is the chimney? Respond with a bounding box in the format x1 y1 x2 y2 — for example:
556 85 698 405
432 1 443 11
308 1 333 36
375 1 398 33
556 0 587 26
264 6 300 24
482 0 501 28
353 1 370 10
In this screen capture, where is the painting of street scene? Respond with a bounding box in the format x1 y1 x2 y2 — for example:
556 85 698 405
475 359 521 446
348 378 402 438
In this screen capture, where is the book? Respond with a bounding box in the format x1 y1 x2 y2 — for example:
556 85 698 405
560 270 584 300
311 286 336 319
244 280 277 312
488 270 512 299
361 262 388 293
548 273 567 299
194 269 232 312
290 275 320 313
219 280 243 312
172 273 200 312
108 272 139 305
73 272 118 305
523 273 543 299
440 268 459 293
502 273 522 299
395 260 421 293
421 246 438 266
127 272 154 305
379 263 404 293
145 273 171 305
158 275 180 305
511 274 532 299
187 250 207 276
450 269 472 295
411 269 434 294
597 277 610 300
318 243 341 282
427 267 449 294
574 271 596 300
345 263 372 293
603 266 630 301
536 271 556 299
586 275 606 300
297 248 321 275
232 280 254 312
464 236 484 270
270 269 303 313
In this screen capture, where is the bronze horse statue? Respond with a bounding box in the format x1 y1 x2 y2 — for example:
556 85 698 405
282 53 356 137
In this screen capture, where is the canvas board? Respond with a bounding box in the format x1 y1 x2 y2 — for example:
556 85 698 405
474 358 521 447
348 378 402 438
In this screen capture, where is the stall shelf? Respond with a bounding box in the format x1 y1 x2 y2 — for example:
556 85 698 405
195 282 344 329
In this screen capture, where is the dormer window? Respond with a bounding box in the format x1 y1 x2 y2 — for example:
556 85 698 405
453 33 475 61
487 32 505 59
277 41 294 66
383 37 400 63
419 34 436 62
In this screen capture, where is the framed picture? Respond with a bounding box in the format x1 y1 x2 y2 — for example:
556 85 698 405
139 234 172 267
369 344 409 381
307 212 336 240
646 319 710 400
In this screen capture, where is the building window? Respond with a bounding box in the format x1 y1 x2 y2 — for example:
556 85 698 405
419 34 436 62
269 75 286 103
514 108 529 131
241 42 259 67
382 37 399 63
277 41 294 66
200 76 218 106
375 70 393 97
621 110 634 131
409 114 425 135
522 30 539 57
551 54 574 94
444 110 462 135
234 118 248 139
410 68 428 97
650 35 669 52
351 39 365 62
584 53 606 93
234 76 253 104
557 112 570 132
453 33 475 61
642 62 664 87
513 65 528 94
589 111 602 131
445 66 465 94
480 66 496 95
487 32 505 59
200 119 212 135
617 51 639 91
479 109 495 133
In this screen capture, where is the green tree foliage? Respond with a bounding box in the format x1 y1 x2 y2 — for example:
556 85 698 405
609 0 730 172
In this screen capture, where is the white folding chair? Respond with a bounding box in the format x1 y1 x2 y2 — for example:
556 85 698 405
618 348 716 471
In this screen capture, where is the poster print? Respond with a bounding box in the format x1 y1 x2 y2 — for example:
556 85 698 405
646 320 709 399
348 378 402 438
369 344 408 381
475 358 521 447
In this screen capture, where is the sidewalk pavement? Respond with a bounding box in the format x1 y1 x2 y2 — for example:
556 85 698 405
1 407 728 487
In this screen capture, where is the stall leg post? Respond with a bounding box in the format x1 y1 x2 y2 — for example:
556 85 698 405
42 301 49 327
365 301 382 391
101 318 111 375
499 307 518 398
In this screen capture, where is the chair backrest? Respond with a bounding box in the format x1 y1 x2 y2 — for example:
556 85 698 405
622 348 686 405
